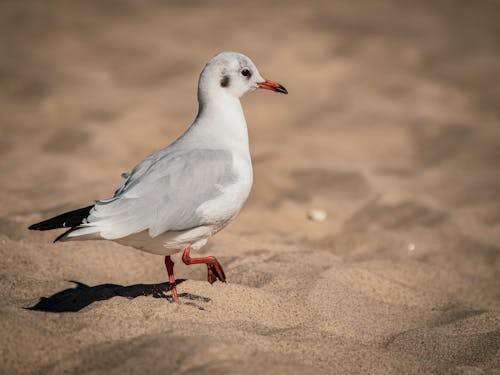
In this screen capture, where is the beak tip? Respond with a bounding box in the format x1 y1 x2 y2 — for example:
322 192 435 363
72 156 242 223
258 79 288 95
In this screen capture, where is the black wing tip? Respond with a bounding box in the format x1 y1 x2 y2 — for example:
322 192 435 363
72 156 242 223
28 222 52 231
27 205 94 232
28 220 70 231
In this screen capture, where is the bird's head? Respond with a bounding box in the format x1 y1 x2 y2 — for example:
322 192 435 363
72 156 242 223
198 51 287 103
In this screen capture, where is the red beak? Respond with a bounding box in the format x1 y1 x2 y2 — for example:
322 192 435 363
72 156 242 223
257 79 288 94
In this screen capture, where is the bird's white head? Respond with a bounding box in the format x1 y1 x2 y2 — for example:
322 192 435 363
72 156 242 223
197 51 287 105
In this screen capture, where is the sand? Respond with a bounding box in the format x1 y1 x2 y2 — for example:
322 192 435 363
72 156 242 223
1 1 500 374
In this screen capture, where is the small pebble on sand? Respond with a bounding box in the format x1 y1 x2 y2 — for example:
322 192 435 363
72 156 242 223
307 209 327 222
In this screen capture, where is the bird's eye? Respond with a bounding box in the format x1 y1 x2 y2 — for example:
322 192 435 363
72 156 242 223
241 68 251 77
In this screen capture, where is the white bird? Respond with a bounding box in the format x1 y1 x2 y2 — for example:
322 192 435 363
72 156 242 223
29 51 287 303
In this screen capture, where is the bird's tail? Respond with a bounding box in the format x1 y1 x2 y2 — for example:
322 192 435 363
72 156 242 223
28 205 94 242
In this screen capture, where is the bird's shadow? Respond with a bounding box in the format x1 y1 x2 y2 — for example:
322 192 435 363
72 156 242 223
26 280 210 312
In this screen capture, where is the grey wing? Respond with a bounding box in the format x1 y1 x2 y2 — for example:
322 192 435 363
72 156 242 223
114 151 163 197
86 149 236 239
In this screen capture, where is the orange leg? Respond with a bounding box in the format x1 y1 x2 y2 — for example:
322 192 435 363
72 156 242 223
182 247 226 284
164 256 179 303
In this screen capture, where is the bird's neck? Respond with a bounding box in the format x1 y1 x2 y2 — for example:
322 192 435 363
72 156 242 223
181 93 250 157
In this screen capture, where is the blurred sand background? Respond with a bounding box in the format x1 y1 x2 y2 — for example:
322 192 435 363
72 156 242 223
1 1 500 374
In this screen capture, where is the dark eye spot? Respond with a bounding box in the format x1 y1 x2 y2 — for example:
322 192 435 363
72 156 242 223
220 75 230 87
241 68 251 78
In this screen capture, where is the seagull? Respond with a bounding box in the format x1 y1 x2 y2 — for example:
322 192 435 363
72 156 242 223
28 51 287 303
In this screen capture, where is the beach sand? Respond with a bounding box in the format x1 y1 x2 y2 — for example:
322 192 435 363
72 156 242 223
1 1 499 373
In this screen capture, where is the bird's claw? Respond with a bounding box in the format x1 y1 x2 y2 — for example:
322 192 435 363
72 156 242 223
207 260 226 284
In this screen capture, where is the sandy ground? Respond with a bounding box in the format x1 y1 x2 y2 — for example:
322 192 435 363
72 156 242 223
1 1 500 374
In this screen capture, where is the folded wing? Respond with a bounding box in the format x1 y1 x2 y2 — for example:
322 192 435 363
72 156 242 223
73 148 235 240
